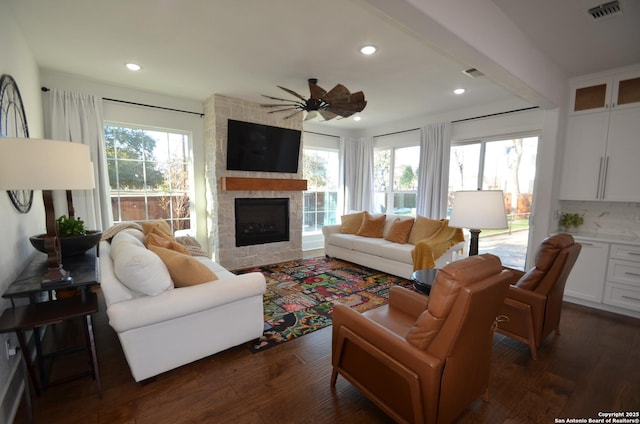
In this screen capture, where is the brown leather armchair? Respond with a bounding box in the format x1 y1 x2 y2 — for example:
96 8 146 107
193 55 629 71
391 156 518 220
496 233 581 359
331 254 512 424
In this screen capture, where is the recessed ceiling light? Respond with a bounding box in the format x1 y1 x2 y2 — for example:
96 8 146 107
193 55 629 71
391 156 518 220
126 63 141 71
353 116 362 121
453 88 466 95
360 45 377 55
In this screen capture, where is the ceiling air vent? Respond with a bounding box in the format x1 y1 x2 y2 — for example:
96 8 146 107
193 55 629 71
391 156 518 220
588 1 622 20
462 68 484 78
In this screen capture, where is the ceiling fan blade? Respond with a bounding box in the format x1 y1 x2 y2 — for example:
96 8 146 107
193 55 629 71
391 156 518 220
308 79 327 100
262 94 302 103
284 110 303 119
260 103 300 107
277 86 308 101
327 100 367 113
267 107 300 114
319 110 339 121
321 84 351 103
350 91 365 103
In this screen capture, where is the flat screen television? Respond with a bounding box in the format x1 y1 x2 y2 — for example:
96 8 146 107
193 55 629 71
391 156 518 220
226 119 301 173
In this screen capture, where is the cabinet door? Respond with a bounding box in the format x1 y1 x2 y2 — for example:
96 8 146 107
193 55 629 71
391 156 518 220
564 240 608 303
612 70 640 110
559 113 609 200
602 107 640 201
570 77 612 114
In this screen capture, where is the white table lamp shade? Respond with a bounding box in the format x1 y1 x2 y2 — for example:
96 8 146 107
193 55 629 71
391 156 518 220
449 190 508 230
0 138 95 190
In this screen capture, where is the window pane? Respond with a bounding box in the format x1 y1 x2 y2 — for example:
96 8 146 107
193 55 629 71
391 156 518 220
449 143 480 191
303 147 339 234
393 146 419 190
374 149 391 192
105 124 192 233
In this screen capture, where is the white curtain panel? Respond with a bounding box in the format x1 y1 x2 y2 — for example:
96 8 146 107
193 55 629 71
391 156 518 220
44 89 113 231
416 122 451 218
340 136 374 214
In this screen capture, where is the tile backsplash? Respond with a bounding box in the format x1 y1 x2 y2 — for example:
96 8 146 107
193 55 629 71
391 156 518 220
559 201 640 239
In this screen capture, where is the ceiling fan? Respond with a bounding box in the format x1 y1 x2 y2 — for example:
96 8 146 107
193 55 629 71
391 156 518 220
261 78 366 121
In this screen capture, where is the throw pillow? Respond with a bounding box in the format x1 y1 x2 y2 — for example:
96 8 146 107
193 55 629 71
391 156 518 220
141 220 173 237
175 235 209 257
145 232 191 255
384 217 415 244
110 232 173 296
340 211 365 234
408 216 443 245
356 212 386 238
148 245 218 287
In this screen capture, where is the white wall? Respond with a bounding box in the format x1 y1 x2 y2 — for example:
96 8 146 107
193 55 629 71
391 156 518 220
0 4 45 422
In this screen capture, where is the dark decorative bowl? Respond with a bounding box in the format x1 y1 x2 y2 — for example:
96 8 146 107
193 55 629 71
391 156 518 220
29 231 102 257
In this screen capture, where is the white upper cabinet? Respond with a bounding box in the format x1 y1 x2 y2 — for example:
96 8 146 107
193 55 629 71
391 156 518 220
561 66 640 201
570 69 640 115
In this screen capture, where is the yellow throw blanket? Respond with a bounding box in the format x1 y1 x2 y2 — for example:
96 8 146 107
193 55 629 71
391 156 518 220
411 220 465 270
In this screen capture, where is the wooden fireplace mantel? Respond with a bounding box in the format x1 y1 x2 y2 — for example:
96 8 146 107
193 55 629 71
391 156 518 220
220 177 308 191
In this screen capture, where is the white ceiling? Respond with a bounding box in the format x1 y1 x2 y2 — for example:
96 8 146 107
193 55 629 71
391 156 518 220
7 0 640 130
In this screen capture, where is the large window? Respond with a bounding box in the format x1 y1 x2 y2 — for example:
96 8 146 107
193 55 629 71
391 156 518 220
449 135 539 268
303 147 339 234
374 145 420 215
105 123 192 232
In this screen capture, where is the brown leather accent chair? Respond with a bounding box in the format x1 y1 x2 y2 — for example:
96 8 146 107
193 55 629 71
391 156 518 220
496 233 581 359
331 254 512 424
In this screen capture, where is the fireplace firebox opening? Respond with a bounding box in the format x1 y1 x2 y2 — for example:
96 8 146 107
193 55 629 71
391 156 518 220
234 198 290 247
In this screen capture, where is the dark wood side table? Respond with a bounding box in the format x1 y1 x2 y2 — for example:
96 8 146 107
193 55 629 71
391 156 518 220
0 247 102 404
0 293 103 397
411 268 439 295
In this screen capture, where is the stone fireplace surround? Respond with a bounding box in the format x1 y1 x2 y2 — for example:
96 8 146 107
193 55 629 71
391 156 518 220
204 94 304 270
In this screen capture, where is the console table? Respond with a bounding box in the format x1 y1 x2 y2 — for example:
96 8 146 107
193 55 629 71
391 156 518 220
0 247 102 403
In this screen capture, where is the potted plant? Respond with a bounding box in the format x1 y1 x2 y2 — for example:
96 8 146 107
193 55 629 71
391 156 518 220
559 212 584 232
29 215 102 257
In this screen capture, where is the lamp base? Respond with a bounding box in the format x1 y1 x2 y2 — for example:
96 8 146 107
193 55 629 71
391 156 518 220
41 267 73 288
469 229 481 256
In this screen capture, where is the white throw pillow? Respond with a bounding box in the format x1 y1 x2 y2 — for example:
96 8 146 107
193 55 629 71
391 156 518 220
110 231 173 296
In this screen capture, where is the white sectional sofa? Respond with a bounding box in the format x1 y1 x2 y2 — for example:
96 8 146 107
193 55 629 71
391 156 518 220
322 213 465 280
98 228 266 382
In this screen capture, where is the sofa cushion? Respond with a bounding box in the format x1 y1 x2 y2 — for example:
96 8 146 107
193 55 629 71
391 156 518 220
378 242 414 265
340 211 365 234
356 212 386 238
148 245 218 287
408 216 443 245
352 236 388 257
110 232 174 296
328 233 357 250
384 217 415 244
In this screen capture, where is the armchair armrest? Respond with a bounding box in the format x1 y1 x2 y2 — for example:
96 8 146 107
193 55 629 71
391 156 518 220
107 272 266 333
502 267 526 285
332 304 442 372
388 286 429 319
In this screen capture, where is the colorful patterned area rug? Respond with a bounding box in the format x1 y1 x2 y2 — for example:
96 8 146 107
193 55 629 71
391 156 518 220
235 257 414 353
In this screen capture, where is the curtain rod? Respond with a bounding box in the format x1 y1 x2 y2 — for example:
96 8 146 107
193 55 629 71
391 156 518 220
451 106 539 123
41 86 204 118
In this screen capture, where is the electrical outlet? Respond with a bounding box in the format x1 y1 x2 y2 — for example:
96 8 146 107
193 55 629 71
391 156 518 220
5 339 18 359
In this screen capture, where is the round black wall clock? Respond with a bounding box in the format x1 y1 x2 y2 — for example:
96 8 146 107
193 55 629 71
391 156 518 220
0 74 33 213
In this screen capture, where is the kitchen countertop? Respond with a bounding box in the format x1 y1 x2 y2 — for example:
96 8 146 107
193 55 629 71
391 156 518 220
564 231 640 246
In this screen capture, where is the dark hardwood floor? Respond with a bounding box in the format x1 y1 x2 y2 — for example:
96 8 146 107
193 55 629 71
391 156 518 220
14 289 640 424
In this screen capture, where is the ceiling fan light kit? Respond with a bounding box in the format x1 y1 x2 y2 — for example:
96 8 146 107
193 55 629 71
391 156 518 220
261 78 367 121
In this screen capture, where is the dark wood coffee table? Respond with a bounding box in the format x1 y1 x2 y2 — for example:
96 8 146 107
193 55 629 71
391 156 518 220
411 268 439 295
